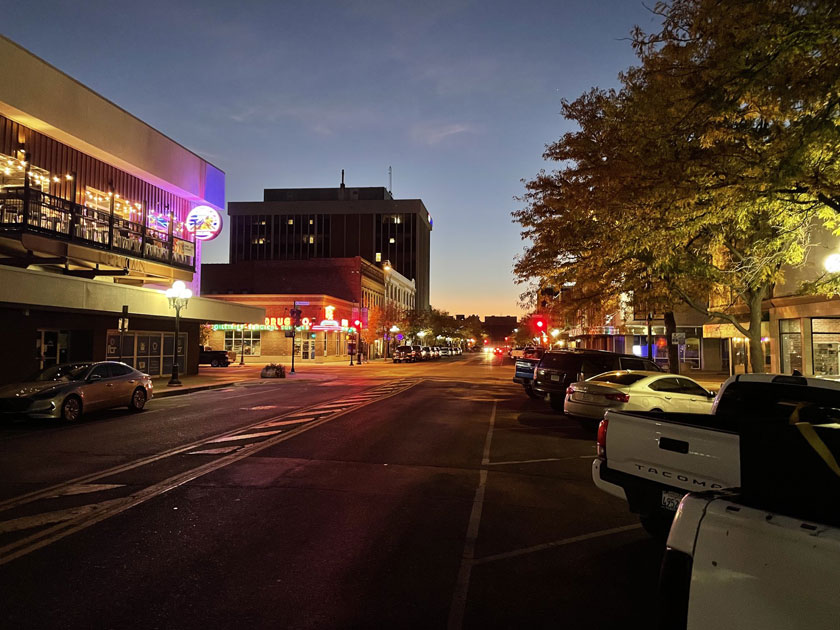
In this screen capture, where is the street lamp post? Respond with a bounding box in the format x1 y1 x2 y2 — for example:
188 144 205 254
164 280 192 387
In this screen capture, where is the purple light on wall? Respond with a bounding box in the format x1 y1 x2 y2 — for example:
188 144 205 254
397 334 404 340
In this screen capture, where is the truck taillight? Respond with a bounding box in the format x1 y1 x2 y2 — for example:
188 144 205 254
597 418 608 457
605 392 630 403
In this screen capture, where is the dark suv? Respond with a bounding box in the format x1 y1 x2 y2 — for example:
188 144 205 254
532 350 661 411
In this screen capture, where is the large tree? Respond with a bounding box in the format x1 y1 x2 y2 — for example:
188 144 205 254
515 0 840 373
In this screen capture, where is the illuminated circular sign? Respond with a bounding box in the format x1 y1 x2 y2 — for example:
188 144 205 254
186 205 222 241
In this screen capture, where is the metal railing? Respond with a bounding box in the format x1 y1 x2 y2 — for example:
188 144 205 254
0 187 195 270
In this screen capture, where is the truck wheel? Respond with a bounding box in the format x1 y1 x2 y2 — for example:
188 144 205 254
639 513 673 541
549 396 565 412
523 384 540 399
211 359 220 367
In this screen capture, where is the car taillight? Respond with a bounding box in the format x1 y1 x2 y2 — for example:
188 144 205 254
566 386 575 395
597 418 608 457
605 392 630 403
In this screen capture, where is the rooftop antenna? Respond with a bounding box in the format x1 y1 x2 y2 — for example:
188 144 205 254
388 166 392 196
340 169 345 188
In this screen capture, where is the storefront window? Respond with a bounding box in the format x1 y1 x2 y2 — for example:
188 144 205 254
224 330 261 356
779 319 802 374
812 318 840 376
106 331 186 377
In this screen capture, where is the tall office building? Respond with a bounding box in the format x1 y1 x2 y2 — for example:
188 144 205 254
226 182 432 309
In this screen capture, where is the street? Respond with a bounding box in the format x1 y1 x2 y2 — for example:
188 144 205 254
0 353 661 629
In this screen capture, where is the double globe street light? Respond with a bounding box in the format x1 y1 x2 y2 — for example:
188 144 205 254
164 280 192 387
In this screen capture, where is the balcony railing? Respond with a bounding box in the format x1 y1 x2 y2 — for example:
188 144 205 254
0 187 195 270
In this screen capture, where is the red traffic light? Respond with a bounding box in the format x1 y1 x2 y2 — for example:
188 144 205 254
535 319 545 329
484 339 489 345
354 319 362 327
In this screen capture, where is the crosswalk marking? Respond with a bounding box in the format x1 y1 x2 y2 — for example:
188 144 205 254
0 498 125 534
45 484 124 498
208 429 285 443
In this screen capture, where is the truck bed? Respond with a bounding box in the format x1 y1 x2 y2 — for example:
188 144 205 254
602 409 740 493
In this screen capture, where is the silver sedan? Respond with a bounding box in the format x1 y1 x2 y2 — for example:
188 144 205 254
0 361 154 422
564 370 715 427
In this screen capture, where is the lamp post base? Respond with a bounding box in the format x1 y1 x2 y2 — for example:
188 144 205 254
167 379 182 387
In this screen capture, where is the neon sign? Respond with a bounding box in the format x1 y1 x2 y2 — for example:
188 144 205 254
186 205 222 241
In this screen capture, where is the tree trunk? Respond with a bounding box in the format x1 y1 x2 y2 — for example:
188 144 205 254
664 311 679 374
746 288 767 374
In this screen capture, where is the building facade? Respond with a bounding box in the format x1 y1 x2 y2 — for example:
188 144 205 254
383 261 416 312
226 183 432 309
0 36 262 384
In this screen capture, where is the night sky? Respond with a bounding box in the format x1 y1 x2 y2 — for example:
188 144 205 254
2 0 660 317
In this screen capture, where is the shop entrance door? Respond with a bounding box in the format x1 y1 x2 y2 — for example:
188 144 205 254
38 330 68 370
301 340 315 359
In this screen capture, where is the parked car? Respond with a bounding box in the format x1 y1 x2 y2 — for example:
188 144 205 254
512 347 545 398
565 370 715 428
431 347 441 358
421 347 433 360
439 347 452 357
510 346 532 359
393 345 417 363
0 361 153 422
411 345 423 360
199 346 231 367
532 349 661 411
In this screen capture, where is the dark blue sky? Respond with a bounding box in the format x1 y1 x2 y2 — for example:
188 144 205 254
3 0 659 316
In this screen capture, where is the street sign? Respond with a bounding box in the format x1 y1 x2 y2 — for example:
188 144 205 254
285 330 295 338
294 301 310 306
672 332 686 344
118 318 129 332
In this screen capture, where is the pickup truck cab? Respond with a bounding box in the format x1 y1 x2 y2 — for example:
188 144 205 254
593 373 840 537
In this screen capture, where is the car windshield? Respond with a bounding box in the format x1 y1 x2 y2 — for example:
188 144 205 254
590 372 647 386
30 363 91 382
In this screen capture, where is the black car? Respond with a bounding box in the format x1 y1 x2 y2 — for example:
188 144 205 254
199 346 231 367
532 349 661 411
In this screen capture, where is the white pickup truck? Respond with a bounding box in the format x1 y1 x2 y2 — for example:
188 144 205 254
659 490 840 630
592 373 840 537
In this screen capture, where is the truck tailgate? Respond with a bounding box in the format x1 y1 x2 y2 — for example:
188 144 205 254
604 410 740 492
514 358 538 380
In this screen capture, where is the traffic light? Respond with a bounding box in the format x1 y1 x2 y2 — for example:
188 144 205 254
289 308 302 326
354 319 362 328
534 317 546 331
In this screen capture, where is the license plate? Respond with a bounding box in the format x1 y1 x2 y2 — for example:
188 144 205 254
550 374 560 382
661 490 683 512
574 392 598 402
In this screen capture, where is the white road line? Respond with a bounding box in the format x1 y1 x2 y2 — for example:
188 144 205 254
45 483 125 497
484 457 568 466
481 401 497 466
472 524 644 566
208 430 285 443
187 446 242 455
253 418 315 428
0 498 125 534
240 405 278 411
448 400 496 630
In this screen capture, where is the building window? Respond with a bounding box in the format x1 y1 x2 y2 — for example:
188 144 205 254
811 318 840 376
389 237 395 244
288 219 294 225
375 252 381 262
224 330 261 356
780 318 802 374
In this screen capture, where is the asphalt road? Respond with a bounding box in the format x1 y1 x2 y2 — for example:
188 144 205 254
0 353 662 629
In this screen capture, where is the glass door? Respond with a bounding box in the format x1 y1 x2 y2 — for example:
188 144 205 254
37 330 68 369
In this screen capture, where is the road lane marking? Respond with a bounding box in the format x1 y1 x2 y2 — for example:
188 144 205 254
472 524 644 565
485 457 580 466
0 498 125 534
0 379 423 566
0 382 419 514
208 430 286 443
241 405 278 411
448 401 496 630
253 418 316 428
45 483 125 497
188 446 243 455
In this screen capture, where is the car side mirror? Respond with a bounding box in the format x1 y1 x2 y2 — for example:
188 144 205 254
88 374 102 382
707 390 716 398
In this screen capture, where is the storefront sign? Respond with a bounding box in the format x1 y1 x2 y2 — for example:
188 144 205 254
186 205 222 241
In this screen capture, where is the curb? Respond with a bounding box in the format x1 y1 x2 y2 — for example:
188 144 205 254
153 381 244 399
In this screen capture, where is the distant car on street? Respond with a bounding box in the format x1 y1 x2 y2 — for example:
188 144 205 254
0 361 153 422
421 347 433 360
439 347 452 357
394 345 418 363
199 346 231 367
